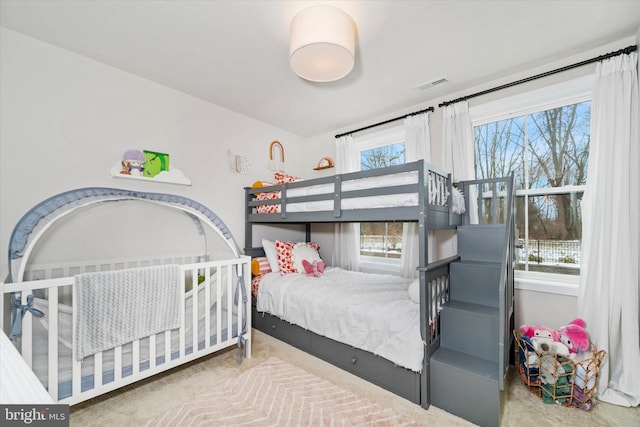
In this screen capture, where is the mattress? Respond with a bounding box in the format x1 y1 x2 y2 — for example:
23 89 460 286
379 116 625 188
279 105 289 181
28 284 237 400
255 268 424 372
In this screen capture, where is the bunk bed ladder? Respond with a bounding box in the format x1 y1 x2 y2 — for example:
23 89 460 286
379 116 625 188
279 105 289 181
430 174 515 427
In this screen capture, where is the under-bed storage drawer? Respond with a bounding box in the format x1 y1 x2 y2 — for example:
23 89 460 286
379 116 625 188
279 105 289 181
310 334 420 403
253 308 311 350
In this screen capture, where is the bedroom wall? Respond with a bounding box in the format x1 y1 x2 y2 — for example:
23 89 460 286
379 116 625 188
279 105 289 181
0 27 320 275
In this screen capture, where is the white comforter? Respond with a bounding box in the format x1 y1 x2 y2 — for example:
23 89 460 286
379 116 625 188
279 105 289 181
256 268 423 372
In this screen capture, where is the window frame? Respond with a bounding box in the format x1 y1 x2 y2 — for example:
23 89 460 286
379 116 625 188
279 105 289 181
469 75 593 295
353 126 406 271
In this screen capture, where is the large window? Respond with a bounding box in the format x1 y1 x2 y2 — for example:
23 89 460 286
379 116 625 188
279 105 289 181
355 127 406 261
473 83 591 276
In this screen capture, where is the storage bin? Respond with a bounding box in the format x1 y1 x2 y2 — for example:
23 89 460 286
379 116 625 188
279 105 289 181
514 330 606 410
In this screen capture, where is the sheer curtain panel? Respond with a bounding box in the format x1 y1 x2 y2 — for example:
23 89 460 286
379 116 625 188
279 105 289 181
332 135 360 270
578 52 639 407
400 113 431 278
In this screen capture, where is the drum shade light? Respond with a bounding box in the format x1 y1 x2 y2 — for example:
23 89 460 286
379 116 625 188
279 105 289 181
289 5 356 82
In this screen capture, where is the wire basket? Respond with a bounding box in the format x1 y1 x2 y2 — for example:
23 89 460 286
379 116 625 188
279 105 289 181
513 330 606 410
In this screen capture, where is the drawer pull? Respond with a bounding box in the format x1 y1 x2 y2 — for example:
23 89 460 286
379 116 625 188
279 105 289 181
351 357 357 365
271 324 277 330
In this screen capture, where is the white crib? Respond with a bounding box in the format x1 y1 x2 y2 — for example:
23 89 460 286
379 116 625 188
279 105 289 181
1 253 251 405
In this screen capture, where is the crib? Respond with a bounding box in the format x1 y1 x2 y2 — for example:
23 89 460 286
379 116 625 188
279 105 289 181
1 188 251 405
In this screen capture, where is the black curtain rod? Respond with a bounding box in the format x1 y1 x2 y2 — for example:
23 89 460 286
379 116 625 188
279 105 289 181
439 44 637 108
335 106 434 139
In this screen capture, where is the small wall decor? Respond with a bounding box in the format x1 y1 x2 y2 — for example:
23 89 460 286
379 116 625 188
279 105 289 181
120 149 146 176
110 149 191 186
227 150 252 174
313 157 335 170
143 150 170 178
268 140 285 172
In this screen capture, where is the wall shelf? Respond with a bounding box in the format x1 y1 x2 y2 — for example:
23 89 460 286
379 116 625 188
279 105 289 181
109 163 191 186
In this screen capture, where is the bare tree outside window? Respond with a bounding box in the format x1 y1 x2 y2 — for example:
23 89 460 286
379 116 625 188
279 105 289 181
474 101 590 275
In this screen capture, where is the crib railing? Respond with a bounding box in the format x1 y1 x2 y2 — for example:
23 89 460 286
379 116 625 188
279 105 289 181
1 256 251 405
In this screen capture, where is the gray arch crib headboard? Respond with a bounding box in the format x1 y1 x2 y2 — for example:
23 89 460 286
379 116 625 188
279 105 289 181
7 187 241 283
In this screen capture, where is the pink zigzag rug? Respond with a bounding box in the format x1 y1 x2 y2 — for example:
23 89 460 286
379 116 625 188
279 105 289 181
143 357 424 426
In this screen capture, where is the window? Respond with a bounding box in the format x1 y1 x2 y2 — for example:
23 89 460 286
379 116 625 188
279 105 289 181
471 77 592 278
355 127 406 261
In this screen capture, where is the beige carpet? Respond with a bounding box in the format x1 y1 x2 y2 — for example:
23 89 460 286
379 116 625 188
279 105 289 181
70 329 639 426
143 357 422 426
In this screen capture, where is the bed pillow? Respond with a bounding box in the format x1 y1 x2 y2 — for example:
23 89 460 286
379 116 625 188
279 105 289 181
291 242 323 274
275 240 320 275
251 257 272 276
274 171 300 184
262 239 280 272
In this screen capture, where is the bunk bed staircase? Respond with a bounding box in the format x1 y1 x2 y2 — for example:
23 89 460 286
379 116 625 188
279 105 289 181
430 175 516 427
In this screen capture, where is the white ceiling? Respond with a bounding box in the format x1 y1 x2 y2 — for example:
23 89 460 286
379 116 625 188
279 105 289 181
1 1 639 138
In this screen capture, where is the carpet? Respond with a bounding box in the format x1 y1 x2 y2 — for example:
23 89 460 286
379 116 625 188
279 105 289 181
143 357 424 426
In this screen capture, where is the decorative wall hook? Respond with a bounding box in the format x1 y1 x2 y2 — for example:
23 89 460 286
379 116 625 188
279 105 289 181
227 150 252 174
268 140 285 172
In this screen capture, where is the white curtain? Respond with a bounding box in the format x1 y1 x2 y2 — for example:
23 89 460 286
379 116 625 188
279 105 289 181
400 113 431 278
442 102 478 226
332 135 360 270
577 52 639 407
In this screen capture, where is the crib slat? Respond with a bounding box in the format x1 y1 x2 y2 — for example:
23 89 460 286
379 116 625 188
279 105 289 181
192 269 198 354
94 352 103 388
132 340 140 375
216 268 222 344
204 268 211 350
48 287 59 401
114 346 122 381
20 290 33 368
179 272 185 359
227 266 232 341
164 330 171 363
149 334 156 369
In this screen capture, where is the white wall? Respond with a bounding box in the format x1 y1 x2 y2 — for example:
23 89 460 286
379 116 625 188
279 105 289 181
0 28 313 275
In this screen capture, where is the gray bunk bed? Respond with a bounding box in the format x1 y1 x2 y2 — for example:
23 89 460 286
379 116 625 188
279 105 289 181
244 160 463 408
245 160 515 421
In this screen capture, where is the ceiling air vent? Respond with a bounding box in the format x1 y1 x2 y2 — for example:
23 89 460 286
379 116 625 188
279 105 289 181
416 76 448 91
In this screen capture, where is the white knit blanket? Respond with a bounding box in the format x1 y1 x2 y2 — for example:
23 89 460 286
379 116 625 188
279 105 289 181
74 265 182 360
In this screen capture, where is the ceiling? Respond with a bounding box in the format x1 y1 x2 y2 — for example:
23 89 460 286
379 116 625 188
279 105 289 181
1 1 639 138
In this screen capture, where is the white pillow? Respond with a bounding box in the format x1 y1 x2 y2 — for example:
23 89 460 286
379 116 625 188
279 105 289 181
451 186 466 215
262 239 280 272
291 243 322 273
408 279 420 304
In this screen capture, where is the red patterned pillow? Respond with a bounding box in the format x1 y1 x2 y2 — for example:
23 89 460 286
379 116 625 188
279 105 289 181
251 275 263 297
275 240 320 275
274 171 299 184
256 191 281 214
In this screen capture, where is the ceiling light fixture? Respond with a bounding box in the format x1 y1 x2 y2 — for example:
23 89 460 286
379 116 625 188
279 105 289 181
289 5 356 83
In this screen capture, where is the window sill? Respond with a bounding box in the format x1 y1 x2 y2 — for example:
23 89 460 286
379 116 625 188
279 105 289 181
515 271 579 296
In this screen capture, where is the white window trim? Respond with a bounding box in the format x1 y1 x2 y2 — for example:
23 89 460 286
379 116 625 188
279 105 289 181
355 125 406 271
471 75 593 297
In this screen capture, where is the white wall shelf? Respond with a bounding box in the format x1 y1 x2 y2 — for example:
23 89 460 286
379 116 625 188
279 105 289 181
109 163 191 186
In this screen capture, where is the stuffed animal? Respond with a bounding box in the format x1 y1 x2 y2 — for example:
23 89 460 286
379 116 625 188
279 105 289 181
558 318 590 354
520 324 559 343
301 260 324 277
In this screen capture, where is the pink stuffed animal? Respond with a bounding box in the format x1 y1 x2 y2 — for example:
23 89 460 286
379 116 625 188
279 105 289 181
301 260 324 278
519 324 559 343
558 318 590 354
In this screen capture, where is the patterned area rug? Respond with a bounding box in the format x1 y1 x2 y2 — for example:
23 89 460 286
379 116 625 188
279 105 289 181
143 357 424 426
